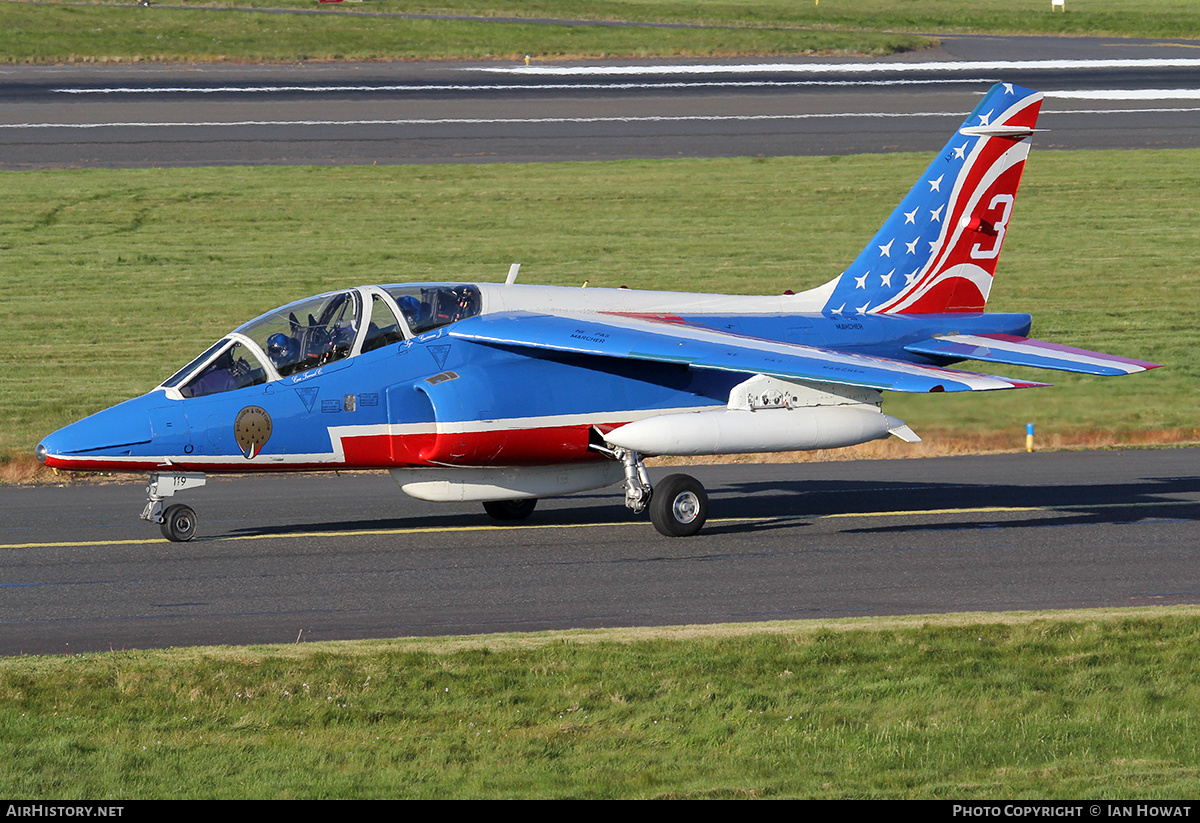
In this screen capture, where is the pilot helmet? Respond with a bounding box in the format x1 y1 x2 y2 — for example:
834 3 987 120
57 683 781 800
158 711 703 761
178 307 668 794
396 295 421 323
266 332 297 365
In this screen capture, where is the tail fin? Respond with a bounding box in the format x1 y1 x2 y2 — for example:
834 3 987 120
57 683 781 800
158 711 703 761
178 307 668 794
822 83 1043 316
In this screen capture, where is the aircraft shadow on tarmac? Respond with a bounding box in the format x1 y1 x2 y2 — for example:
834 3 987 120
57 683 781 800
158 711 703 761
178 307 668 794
714 475 1200 535
220 475 1200 540
223 488 638 539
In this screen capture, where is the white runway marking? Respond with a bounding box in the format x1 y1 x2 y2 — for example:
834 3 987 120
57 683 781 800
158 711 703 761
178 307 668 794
48 83 1200 101
4 104 1200 131
483 58 1200 75
53 78 989 95
0 113 968 129
1045 88 1200 100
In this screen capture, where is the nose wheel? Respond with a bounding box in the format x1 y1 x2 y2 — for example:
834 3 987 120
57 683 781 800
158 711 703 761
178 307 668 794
160 504 198 542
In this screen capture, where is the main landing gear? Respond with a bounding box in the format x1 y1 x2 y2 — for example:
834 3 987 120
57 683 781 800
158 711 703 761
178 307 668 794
142 472 206 542
477 449 710 537
482 498 538 521
614 447 708 537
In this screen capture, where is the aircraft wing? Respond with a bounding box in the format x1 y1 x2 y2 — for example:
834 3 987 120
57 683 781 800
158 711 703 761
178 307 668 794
903 333 1160 376
448 312 1048 393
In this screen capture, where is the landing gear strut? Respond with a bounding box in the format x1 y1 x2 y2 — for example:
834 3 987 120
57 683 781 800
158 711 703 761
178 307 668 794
614 447 652 513
142 472 206 542
611 447 708 537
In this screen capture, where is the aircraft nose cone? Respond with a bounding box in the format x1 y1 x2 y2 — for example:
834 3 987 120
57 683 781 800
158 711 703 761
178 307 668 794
38 396 157 468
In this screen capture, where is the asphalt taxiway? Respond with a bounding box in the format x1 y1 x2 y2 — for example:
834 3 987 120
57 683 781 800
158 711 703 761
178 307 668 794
2 34 1199 168
3 449 1197 655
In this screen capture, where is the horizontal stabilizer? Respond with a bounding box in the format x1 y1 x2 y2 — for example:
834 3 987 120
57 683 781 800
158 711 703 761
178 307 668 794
904 333 1160 376
450 312 1048 394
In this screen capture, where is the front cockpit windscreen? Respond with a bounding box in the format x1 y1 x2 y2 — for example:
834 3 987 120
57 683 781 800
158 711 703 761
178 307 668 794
237 290 361 377
385 284 481 335
162 290 361 398
178 340 268 399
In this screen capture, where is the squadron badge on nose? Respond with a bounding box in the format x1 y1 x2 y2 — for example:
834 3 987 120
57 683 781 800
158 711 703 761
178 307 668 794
235 406 272 459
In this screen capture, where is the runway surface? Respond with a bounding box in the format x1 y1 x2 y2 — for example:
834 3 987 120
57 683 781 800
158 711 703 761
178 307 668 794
2 34 1200 168
2 449 1198 656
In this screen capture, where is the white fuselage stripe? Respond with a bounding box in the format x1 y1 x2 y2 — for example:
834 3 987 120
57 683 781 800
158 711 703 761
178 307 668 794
49 404 719 467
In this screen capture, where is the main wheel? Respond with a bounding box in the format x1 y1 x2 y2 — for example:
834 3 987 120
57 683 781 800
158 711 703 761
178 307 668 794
482 498 538 521
160 503 198 542
649 474 707 537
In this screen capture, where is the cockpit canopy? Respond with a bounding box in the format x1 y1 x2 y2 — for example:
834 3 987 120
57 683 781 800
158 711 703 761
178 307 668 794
159 284 482 399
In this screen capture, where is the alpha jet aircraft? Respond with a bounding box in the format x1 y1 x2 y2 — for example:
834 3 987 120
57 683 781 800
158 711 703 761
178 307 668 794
37 83 1158 540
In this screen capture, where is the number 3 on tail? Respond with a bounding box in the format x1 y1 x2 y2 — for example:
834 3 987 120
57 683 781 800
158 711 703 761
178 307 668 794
970 194 1014 260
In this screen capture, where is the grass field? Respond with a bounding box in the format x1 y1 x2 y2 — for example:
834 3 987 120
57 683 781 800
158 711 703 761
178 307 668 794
3 149 1196 467
0 1 929 64
4 608 1200 798
1 0 1199 64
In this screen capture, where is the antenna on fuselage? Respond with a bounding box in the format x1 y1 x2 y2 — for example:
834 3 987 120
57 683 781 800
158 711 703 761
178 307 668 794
505 263 521 286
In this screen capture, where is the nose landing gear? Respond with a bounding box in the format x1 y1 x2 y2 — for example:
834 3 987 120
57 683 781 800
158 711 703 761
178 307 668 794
142 472 207 542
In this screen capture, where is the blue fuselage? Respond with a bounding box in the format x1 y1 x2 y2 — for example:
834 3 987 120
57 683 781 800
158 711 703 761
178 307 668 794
38 308 1032 474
